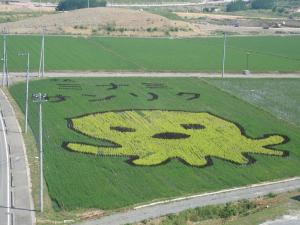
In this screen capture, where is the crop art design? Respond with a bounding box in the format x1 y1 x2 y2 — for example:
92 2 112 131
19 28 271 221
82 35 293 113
64 110 288 167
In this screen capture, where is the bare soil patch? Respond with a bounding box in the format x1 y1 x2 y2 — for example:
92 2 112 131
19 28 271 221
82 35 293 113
0 7 201 37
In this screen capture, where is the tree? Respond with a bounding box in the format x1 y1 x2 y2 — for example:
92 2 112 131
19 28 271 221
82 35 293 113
226 0 248 12
251 0 275 9
56 0 107 11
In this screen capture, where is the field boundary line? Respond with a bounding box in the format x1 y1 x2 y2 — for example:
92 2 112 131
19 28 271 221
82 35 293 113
134 177 300 209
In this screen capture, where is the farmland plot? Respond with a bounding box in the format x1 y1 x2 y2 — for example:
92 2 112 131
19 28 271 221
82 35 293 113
10 77 300 210
2 35 300 72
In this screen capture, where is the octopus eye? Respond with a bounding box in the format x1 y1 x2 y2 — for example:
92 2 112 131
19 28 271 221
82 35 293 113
152 132 190 139
110 126 136 132
181 124 205 130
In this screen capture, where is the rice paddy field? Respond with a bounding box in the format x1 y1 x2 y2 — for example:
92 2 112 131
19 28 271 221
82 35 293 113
205 78 300 128
9 77 300 210
2 35 300 72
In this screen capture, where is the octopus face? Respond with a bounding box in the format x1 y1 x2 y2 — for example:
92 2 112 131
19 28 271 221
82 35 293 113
65 110 288 167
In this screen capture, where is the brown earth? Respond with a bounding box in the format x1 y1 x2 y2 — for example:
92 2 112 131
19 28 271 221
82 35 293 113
0 7 202 37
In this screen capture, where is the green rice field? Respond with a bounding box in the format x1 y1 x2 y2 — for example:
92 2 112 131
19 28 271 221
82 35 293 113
9 77 300 210
3 35 300 72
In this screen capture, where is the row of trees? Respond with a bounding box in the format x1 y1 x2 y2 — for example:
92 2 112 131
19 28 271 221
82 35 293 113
226 0 276 12
56 0 107 11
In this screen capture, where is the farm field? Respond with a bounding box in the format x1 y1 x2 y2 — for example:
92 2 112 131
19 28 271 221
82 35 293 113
9 77 300 210
2 35 300 72
206 78 300 128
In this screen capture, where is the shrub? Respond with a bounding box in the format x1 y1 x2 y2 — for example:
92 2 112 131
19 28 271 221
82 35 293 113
169 27 179 32
146 27 158 32
104 22 116 32
118 27 126 33
226 0 247 12
56 0 106 11
266 192 277 198
236 199 257 215
195 205 221 220
251 0 275 9
219 203 236 218
277 7 286 14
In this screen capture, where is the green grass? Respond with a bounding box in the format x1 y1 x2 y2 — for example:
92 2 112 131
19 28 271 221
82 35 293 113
131 191 300 225
205 78 300 128
0 11 54 24
146 9 183 20
9 77 300 211
2 35 300 72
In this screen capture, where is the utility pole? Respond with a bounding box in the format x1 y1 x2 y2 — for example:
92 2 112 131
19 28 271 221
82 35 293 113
32 93 48 212
221 32 227 78
2 28 8 87
18 52 30 133
88 0 90 8
38 27 45 78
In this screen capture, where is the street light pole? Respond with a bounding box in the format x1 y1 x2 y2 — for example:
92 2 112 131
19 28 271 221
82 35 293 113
39 27 45 78
18 52 30 133
88 0 90 8
221 32 227 78
32 93 48 212
39 96 43 212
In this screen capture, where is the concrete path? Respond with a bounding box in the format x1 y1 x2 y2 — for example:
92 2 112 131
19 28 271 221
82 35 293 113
260 211 300 225
0 89 35 225
8 72 300 82
0 95 11 225
78 178 300 225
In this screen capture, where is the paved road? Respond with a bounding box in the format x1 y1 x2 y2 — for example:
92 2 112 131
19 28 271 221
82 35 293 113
0 89 35 225
261 212 300 225
78 178 300 225
7 72 300 84
0 103 10 225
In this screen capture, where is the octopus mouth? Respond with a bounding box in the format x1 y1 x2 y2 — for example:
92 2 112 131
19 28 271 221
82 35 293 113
152 132 190 139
